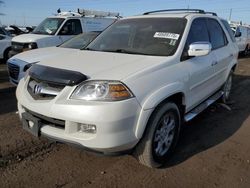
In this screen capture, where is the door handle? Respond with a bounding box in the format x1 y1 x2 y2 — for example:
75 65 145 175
229 54 234 58
211 61 218 66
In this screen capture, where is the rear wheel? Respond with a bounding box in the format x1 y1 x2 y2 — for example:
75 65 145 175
134 102 181 168
221 71 233 103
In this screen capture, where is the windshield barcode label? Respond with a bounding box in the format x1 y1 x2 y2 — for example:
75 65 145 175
154 32 180 40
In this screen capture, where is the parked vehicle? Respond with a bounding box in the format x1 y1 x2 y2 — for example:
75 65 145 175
16 9 238 168
7 32 99 85
230 21 250 55
0 27 12 62
10 9 119 57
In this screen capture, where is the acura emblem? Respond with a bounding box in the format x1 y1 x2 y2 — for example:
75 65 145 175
33 84 42 95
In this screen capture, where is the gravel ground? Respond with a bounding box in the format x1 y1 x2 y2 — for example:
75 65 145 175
0 57 250 188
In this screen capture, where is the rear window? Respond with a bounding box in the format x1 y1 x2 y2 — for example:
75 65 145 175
221 20 236 42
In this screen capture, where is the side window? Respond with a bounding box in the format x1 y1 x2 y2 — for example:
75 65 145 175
0 28 5 35
59 19 82 35
207 19 228 49
0 35 5 40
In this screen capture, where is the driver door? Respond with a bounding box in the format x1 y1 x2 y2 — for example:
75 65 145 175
58 19 83 43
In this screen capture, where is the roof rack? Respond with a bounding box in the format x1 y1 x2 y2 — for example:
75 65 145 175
143 9 206 15
77 9 120 18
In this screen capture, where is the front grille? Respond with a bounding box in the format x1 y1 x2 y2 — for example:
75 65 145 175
25 108 65 130
27 77 65 100
8 63 20 80
11 42 25 52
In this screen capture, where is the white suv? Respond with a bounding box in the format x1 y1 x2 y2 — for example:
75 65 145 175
16 9 238 168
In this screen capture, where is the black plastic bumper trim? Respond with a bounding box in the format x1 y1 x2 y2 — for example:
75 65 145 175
41 132 132 156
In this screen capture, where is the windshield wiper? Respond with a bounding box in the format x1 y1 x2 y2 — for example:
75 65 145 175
82 47 96 51
103 49 147 55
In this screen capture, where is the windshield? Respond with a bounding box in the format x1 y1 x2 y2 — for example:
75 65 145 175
60 32 99 49
0 27 11 36
87 18 187 56
33 18 65 35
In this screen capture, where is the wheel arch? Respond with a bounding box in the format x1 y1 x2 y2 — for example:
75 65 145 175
231 63 237 72
135 90 186 139
3 46 11 60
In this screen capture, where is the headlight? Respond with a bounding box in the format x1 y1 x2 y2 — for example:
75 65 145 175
23 42 38 51
28 42 38 49
70 81 134 101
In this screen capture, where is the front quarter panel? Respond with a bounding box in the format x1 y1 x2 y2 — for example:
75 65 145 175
124 61 188 111
124 62 188 139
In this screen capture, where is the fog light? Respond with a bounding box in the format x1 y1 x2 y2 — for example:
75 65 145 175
78 124 96 134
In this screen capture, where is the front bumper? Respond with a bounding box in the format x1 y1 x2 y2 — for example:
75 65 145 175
16 79 142 154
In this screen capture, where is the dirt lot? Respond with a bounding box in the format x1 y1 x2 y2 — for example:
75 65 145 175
0 57 250 188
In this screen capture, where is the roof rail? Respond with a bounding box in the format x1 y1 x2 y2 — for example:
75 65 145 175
205 12 217 16
143 9 205 15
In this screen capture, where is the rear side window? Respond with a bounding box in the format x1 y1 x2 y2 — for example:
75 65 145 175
207 19 228 49
221 20 236 42
185 18 210 47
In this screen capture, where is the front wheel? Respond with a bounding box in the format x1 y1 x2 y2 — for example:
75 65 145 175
133 102 181 168
243 45 249 56
221 71 233 103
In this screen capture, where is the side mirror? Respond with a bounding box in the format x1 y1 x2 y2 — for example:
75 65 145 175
188 42 212 57
235 31 242 38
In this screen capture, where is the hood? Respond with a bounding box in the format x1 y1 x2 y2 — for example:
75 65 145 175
38 50 172 81
10 47 78 63
12 33 55 43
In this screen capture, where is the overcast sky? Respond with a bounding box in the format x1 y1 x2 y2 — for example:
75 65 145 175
0 0 250 26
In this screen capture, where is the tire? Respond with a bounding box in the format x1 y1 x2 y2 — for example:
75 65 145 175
243 45 249 56
3 47 11 63
133 102 181 168
221 71 233 103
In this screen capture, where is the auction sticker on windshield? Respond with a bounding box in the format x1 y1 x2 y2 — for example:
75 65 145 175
154 32 180 40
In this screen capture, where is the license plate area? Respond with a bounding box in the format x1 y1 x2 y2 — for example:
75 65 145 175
22 112 41 137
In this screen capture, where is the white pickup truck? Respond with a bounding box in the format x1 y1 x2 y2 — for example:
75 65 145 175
10 9 118 57
230 21 250 55
16 9 238 168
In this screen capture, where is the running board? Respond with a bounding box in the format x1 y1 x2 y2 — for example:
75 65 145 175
184 91 224 122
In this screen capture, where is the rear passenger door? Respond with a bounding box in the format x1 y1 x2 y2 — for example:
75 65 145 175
184 18 217 110
206 18 232 89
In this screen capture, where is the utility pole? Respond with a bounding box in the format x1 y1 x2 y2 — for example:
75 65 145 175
229 8 232 21
23 13 26 27
187 0 190 9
